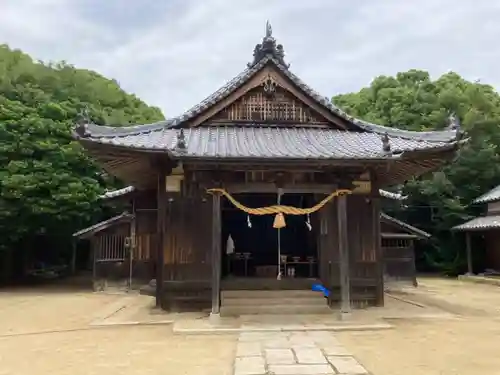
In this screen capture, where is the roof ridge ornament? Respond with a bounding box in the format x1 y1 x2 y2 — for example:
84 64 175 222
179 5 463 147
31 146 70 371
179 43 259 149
248 21 289 69
381 132 391 154
175 128 187 152
263 74 277 97
447 111 463 141
75 106 91 138
265 20 272 38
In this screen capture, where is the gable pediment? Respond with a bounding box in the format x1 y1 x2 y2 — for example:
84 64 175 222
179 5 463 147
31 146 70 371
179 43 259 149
208 78 329 125
187 65 349 129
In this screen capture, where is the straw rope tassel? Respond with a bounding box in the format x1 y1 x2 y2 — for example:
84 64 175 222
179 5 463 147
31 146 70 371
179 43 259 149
276 188 283 280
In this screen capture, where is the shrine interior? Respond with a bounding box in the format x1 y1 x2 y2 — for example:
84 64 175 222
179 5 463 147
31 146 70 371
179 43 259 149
221 193 318 279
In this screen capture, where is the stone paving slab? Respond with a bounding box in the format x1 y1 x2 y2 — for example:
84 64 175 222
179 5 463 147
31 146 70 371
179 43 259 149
327 356 368 374
295 347 328 364
265 348 296 364
237 342 262 357
268 364 335 374
234 356 266 375
174 315 393 335
232 330 370 375
322 344 352 356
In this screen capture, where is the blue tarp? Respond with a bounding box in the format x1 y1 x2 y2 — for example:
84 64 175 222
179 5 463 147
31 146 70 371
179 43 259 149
312 283 329 297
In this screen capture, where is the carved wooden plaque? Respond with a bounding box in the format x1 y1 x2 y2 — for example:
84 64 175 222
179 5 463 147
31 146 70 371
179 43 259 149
208 85 329 124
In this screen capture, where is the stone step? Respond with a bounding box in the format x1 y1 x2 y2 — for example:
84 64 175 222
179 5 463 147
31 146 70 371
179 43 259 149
220 304 332 316
222 290 319 299
222 296 327 306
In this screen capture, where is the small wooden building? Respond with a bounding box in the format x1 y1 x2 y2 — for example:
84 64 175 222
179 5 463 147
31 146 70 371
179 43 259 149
73 23 462 314
380 213 430 286
453 185 500 274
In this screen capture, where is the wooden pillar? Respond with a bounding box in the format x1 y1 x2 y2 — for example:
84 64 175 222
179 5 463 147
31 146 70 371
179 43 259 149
410 241 418 287
128 216 136 290
156 172 167 307
70 239 77 275
337 194 351 316
371 188 384 306
211 192 222 317
466 231 473 275
91 238 97 291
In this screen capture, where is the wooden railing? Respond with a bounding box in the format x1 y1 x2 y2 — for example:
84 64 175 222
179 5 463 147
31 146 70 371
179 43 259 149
94 235 128 262
93 234 157 263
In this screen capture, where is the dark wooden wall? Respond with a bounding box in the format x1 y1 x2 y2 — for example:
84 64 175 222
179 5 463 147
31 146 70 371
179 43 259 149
380 220 419 284
162 194 212 280
484 231 500 270
382 237 416 284
318 195 381 307
158 188 213 310
92 219 155 282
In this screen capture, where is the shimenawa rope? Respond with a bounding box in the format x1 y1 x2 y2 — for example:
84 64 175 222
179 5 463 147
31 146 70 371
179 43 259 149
208 187 352 280
206 188 352 228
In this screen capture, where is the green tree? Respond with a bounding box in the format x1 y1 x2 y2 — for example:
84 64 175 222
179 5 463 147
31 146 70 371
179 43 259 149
0 45 164 279
334 70 500 274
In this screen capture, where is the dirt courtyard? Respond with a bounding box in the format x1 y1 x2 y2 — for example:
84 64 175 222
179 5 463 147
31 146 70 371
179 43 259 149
0 278 499 375
0 288 236 375
337 278 500 375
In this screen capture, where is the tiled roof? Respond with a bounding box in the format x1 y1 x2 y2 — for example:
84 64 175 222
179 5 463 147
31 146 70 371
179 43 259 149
100 186 135 200
380 212 431 239
453 215 500 231
77 54 459 145
473 185 500 204
100 185 405 201
379 190 407 200
81 126 455 160
73 212 133 239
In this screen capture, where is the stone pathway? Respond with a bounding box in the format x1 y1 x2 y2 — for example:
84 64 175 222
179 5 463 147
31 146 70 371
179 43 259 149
234 331 369 375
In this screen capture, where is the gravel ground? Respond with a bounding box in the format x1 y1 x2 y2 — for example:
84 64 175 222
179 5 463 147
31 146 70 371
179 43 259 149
0 288 235 375
0 327 235 375
1 278 498 375
336 277 500 375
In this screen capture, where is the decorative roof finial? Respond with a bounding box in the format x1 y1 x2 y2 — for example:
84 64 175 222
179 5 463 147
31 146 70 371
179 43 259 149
265 20 272 38
381 132 391 153
74 106 91 138
447 112 460 130
447 111 463 141
176 128 187 152
248 21 289 69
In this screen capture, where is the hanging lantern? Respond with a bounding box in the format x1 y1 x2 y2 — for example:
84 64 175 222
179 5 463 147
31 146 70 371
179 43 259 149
273 213 286 229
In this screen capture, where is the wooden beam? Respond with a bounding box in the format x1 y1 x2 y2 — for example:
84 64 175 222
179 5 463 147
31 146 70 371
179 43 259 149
225 183 336 194
466 232 473 275
155 172 167 307
211 192 222 316
337 194 351 317
381 233 418 239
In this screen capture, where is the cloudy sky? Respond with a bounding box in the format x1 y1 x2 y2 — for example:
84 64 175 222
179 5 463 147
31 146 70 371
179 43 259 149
1 0 498 117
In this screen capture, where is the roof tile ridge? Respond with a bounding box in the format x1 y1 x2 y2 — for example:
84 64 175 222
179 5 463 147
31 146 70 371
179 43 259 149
270 58 457 143
86 120 174 138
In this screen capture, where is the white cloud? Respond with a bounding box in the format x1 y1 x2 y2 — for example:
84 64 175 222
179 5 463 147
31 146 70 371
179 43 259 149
1 0 499 117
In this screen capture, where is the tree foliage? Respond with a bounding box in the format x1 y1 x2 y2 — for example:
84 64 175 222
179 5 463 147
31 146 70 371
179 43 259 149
2 43 499 278
334 69 500 274
0 45 163 271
